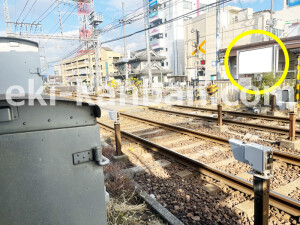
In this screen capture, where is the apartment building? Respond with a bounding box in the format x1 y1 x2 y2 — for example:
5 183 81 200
184 6 285 83
148 0 215 80
60 47 122 86
183 0 300 84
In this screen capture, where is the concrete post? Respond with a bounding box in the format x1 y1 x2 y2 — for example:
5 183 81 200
217 103 222 126
289 112 296 141
271 95 276 112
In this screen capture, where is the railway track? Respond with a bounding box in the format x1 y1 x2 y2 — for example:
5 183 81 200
99 121 300 217
172 104 300 123
50 91 299 136
148 107 300 135
119 112 300 166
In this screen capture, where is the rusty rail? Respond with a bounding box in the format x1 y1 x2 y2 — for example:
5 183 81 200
149 107 300 135
172 105 300 123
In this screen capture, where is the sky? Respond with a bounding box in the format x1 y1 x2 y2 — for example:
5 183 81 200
0 0 286 74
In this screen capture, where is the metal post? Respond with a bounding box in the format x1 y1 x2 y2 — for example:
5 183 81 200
193 30 199 100
289 112 296 141
253 176 270 225
58 1 63 35
271 94 276 112
296 56 300 108
114 113 122 156
94 40 101 95
195 30 199 80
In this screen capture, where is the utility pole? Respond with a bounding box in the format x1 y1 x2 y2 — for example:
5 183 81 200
216 1 221 80
122 2 127 59
144 0 152 90
89 0 103 95
270 0 274 34
121 2 128 80
58 1 63 35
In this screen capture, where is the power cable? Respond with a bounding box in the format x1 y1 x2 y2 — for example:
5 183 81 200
21 0 38 23
40 5 77 47
16 0 31 23
31 0 59 24
102 0 232 45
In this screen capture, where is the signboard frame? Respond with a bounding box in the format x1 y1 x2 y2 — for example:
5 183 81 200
237 46 276 75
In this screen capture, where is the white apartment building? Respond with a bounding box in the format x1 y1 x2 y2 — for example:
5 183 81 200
148 0 215 82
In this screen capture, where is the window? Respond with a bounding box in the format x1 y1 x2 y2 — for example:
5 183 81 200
165 33 167 37
164 3 166 7
183 1 192 10
165 48 168 52
166 62 168 66
161 62 164 67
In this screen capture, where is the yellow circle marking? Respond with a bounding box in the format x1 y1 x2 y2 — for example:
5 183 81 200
224 30 289 94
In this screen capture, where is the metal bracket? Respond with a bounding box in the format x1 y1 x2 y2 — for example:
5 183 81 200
73 150 93 165
0 106 18 122
73 147 110 166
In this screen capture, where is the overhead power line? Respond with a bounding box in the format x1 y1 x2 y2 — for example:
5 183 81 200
21 0 38 23
99 0 181 34
102 0 232 45
16 0 31 23
51 0 229 66
40 5 77 47
32 0 59 24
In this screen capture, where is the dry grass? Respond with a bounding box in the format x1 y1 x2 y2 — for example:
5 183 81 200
106 191 164 225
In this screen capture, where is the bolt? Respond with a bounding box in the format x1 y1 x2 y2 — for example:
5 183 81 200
23 122 26 125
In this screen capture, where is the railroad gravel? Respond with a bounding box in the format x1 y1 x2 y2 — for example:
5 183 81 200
100 128 299 225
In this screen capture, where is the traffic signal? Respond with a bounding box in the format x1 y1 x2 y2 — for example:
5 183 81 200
201 60 205 65
198 70 204 76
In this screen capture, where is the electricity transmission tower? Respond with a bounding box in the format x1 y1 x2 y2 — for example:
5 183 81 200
2 0 103 93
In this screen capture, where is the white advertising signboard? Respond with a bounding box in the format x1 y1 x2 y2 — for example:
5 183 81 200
238 47 274 74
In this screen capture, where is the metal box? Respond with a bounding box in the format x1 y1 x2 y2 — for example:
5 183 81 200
229 139 273 175
0 37 42 94
0 97 108 225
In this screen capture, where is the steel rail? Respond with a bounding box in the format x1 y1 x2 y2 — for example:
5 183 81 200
172 104 299 123
99 121 300 216
149 107 300 135
120 112 300 166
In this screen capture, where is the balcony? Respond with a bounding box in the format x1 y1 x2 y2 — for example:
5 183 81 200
149 10 163 23
150 38 164 50
149 26 164 37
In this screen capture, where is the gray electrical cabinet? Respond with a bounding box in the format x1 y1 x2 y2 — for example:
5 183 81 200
0 97 108 225
0 37 42 94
